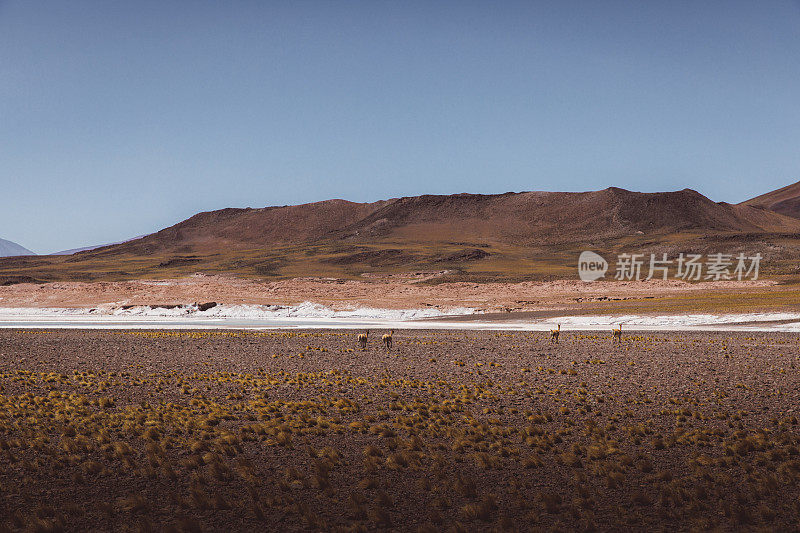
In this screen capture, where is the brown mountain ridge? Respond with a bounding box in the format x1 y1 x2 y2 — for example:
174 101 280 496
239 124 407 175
3 184 800 283
86 186 800 254
740 180 800 219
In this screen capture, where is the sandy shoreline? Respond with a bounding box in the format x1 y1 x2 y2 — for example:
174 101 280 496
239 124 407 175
0 273 783 311
2 274 798 333
2 305 800 332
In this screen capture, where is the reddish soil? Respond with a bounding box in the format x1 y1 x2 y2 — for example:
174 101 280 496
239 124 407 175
1 328 799 531
0 274 778 313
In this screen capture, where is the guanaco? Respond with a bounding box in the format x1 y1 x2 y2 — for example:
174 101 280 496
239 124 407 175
612 324 622 342
382 330 394 350
550 324 561 343
358 330 369 350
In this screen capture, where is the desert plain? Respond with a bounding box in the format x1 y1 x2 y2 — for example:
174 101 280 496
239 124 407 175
1 326 800 532
0 274 796 317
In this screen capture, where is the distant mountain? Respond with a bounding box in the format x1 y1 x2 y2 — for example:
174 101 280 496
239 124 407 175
740 180 800 219
85 187 800 258
51 235 147 255
51 245 102 256
5 185 800 282
0 238 35 257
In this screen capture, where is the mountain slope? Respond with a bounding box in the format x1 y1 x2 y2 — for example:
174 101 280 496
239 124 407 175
740 180 800 219
52 235 148 255
79 188 800 258
0 238 35 257
4 185 800 282
87 199 391 257
332 187 800 244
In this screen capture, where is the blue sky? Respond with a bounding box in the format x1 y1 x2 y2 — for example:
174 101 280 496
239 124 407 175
1 1 799 253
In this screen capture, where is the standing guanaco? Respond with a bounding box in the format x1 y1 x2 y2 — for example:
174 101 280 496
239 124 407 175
358 330 369 350
382 330 394 350
612 324 622 342
550 324 561 343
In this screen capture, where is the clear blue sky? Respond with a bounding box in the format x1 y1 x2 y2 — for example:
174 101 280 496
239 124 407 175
2 1 799 253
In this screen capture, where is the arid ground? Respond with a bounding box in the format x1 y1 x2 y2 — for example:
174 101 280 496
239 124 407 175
1 328 799 531
1 275 798 316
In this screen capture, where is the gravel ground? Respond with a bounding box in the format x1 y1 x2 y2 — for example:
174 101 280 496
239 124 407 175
0 328 799 532
0 275 780 314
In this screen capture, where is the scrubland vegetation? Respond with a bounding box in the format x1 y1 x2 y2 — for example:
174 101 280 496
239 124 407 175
0 328 799 531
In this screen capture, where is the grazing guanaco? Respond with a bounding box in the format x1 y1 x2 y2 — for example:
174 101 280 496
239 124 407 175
358 330 369 350
612 324 622 342
550 324 561 343
382 330 394 350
